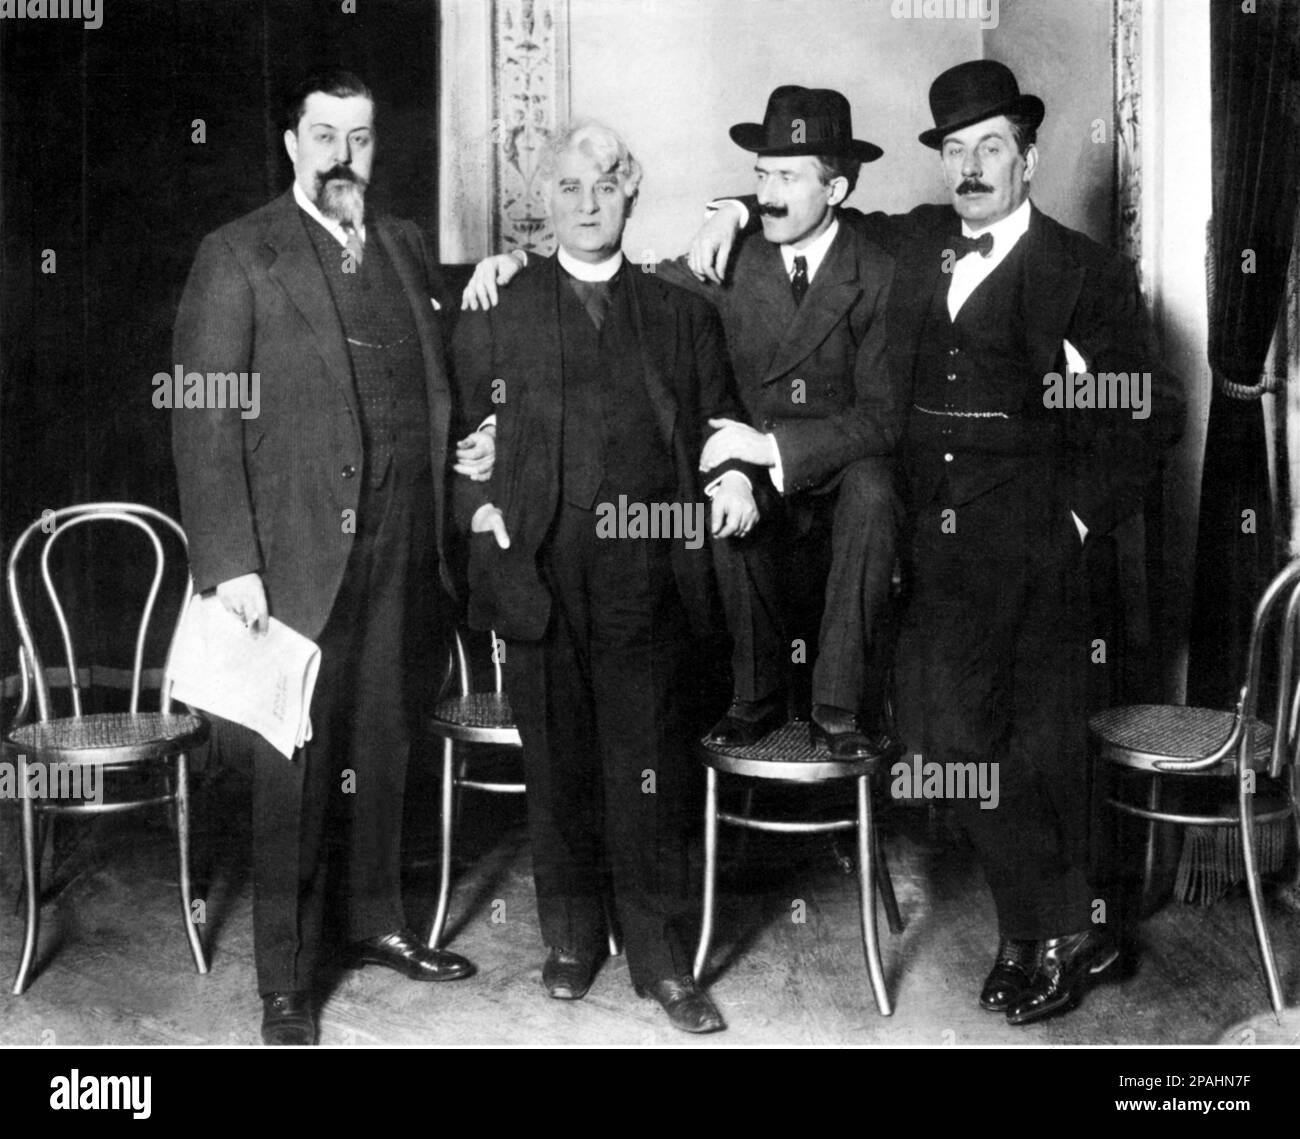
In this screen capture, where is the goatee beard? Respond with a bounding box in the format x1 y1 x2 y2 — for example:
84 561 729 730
316 174 367 230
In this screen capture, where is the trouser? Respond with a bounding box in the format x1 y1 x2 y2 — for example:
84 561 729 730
712 455 900 713
894 471 1096 940
504 502 697 988
249 463 438 994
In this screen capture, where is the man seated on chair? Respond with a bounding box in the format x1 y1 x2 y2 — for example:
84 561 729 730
464 86 904 763
451 119 765 1034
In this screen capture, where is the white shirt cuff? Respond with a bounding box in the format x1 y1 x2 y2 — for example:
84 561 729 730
478 414 497 434
706 198 750 230
767 433 785 493
471 503 498 529
704 468 753 497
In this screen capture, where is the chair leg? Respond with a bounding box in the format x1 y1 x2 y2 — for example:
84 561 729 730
175 753 208 974
428 737 457 950
12 811 50 917
13 787 41 995
1239 769 1285 1015
693 766 719 982
727 785 755 871
603 894 622 958
875 830 904 935
856 774 891 1015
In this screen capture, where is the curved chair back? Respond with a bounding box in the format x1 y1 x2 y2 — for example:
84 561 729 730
6 503 194 723
1237 558 1300 780
441 627 506 700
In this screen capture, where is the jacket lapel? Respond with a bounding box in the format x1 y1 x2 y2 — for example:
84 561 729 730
762 225 863 385
1020 204 1086 376
624 266 679 451
262 191 359 421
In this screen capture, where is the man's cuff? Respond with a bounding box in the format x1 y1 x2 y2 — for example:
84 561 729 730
471 503 499 529
767 432 785 493
478 414 497 434
706 198 750 230
511 249 528 267
704 468 753 497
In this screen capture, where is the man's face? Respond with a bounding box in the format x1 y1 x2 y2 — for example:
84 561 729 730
284 92 375 227
754 155 842 247
940 114 1035 230
547 147 632 263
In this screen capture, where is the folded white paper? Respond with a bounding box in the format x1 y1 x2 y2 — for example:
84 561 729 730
167 591 320 760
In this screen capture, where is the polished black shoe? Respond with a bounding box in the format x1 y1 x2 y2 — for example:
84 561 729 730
542 947 599 1000
705 691 786 747
348 929 476 982
1005 928 1120 1025
261 991 316 1046
809 704 896 762
635 975 726 1034
979 938 1040 1012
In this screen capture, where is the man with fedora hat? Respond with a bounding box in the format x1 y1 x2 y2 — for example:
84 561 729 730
463 85 904 764
690 59 1184 1025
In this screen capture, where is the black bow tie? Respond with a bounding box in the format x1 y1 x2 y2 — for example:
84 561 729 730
953 232 994 259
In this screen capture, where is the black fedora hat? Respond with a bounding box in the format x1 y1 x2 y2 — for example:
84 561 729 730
918 60 1044 150
730 86 883 163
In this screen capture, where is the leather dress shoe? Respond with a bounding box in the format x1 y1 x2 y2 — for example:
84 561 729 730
706 692 786 747
809 704 896 762
635 975 726 1034
542 947 598 1000
979 937 1040 1012
348 929 476 982
1005 927 1120 1025
261 991 316 1046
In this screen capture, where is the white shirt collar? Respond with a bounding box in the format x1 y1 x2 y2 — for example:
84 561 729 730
960 195 1031 252
557 246 624 281
293 180 366 247
780 217 840 283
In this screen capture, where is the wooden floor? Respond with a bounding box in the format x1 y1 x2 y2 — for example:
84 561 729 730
2 750 1298 1048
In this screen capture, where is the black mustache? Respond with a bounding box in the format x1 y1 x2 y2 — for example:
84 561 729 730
757 204 788 218
317 165 360 186
957 179 994 195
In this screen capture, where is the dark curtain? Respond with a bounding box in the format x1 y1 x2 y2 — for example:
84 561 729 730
0 0 441 676
1187 0 1300 707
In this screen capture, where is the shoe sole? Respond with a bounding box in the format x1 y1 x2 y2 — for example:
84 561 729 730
349 957 476 982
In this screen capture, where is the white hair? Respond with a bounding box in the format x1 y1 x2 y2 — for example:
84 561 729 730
538 118 643 198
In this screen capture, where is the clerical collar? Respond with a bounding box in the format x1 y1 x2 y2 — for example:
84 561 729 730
557 246 624 282
293 180 367 247
780 217 840 282
960 195 1031 248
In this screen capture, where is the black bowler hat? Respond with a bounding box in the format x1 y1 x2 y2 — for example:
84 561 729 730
730 86 883 163
918 60 1045 150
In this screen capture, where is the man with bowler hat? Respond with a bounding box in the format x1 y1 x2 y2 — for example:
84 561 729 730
690 60 1184 1024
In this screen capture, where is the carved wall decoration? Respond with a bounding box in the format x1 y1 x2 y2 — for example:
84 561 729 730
1113 0 1143 289
491 0 570 255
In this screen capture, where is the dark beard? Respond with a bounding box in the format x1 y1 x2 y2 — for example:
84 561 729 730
314 166 368 229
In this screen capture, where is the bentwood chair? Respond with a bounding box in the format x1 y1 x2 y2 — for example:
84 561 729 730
425 628 619 956
694 720 904 1015
4 504 210 994
1089 557 1300 1015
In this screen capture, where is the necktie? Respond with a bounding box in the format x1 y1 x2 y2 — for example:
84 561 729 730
953 232 994 259
569 278 612 331
342 222 364 269
790 255 809 306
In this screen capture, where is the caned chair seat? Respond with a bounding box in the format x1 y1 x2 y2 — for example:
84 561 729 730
10 711 209 766
695 717 902 1016
430 692 519 745
1090 705 1273 775
701 720 878 782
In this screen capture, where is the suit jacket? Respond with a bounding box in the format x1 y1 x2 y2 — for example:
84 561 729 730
725 196 1184 535
852 201 1184 536
451 254 760 643
656 218 900 497
171 189 456 641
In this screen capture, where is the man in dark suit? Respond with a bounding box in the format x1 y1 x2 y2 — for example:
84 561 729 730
172 70 478 1045
691 61 1184 1024
452 119 761 1033
464 87 903 762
